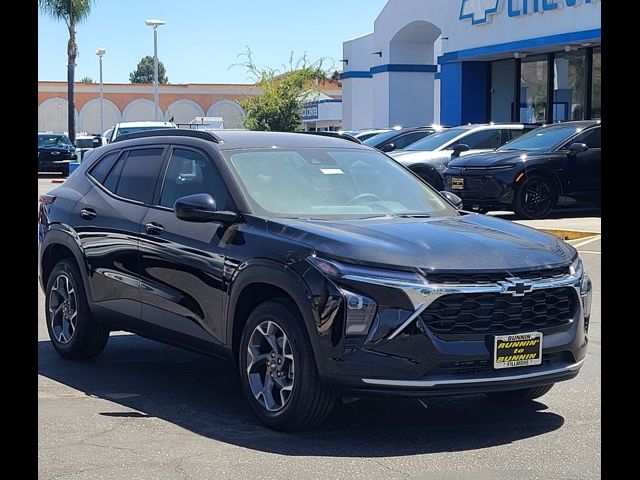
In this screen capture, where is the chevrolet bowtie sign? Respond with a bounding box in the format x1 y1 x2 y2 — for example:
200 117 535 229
460 0 599 26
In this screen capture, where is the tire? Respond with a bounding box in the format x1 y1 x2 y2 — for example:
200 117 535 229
486 384 554 402
45 259 109 360
513 174 557 219
413 167 443 190
239 299 335 431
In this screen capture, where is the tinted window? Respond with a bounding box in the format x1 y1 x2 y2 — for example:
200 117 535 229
159 148 232 210
459 130 502 149
89 152 120 184
573 127 601 149
498 124 586 152
393 131 432 149
114 148 165 203
103 157 125 192
38 134 73 147
405 128 465 151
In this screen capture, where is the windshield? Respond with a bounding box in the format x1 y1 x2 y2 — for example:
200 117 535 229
498 125 584 152
225 148 456 219
114 125 175 138
363 130 402 146
403 128 464 151
38 134 72 148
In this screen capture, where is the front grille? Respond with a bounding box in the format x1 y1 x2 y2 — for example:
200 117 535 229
421 287 576 335
423 267 569 285
452 176 503 198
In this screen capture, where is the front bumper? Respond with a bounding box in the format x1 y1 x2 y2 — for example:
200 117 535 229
443 167 519 210
309 266 590 397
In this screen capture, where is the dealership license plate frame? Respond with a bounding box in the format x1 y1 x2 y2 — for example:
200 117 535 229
451 177 464 190
493 331 543 369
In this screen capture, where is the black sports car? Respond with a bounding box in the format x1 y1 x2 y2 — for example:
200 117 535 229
38 133 77 176
443 121 601 219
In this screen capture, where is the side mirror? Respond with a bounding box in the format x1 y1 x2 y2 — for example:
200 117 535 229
92 137 102 148
381 143 396 153
440 191 463 210
451 143 470 158
568 142 588 155
174 193 240 224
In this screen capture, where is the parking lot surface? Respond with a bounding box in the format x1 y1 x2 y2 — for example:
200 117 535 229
37 178 601 480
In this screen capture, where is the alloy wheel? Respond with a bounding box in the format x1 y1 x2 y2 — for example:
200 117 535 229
246 320 295 412
523 178 553 217
49 274 78 344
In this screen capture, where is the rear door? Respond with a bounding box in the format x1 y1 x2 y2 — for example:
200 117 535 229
138 146 234 348
565 126 601 201
72 146 167 325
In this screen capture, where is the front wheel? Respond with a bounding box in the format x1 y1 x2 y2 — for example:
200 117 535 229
239 299 335 431
513 174 557 219
486 384 554 402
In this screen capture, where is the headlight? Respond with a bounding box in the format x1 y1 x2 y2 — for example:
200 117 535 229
306 256 425 287
464 164 516 170
569 256 584 278
339 288 377 336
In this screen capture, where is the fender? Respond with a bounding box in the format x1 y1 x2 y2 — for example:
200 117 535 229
225 259 331 376
519 164 565 196
39 224 95 304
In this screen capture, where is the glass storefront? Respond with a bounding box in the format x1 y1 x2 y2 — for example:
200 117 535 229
520 56 548 123
554 50 586 121
489 47 601 123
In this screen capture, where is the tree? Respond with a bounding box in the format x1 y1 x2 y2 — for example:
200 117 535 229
79 76 94 83
129 56 169 84
39 0 95 143
232 48 331 132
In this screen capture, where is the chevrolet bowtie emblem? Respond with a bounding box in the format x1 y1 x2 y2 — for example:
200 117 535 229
499 277 534 297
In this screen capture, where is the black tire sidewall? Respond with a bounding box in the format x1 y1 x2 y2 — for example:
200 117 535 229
45 260 94 357
238 299 323 429
514 174 557 219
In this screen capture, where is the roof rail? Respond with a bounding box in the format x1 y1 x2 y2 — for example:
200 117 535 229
111 128 221 144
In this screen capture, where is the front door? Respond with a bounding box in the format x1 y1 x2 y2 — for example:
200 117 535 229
138 146 234 349
567 126 601 202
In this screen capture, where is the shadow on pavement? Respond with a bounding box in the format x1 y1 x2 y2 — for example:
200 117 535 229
38 335 565 457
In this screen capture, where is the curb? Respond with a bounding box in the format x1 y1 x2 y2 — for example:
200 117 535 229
536 228 600 241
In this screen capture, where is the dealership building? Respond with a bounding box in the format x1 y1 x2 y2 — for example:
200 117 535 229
341 0 601 129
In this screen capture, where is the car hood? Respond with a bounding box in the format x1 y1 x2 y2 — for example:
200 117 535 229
267 213 575 271
447 150 549 168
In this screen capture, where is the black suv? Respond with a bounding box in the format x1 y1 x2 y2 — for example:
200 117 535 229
444 121 601 218
39 130 591 430
38 133 78 176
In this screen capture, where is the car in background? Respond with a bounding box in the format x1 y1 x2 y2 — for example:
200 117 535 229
389 123 539 190
351 129 393 142
364 126 442 152
299 130 362 144
74 134 103 161
38 133 77 176
108 121 176 143
444 121 601 219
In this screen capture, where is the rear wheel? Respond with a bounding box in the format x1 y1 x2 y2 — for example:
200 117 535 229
45 259 109 360
486 384 554 402
239 299 335 431
513 174 557 219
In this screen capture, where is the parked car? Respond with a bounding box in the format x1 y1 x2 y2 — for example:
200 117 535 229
74 134 103 161
364 126 442 152
352 128 393 141
39 129 591 431
102 128 114 146
298 130 362 144
389 123 539 190
444 121 601 219
108 121 176 143
38 133 77 176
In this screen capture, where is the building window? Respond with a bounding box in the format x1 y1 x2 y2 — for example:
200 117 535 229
520 56 548 123
591 47 601 119
554 50 587 121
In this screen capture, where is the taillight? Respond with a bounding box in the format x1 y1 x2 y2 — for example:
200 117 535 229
39 194 56 205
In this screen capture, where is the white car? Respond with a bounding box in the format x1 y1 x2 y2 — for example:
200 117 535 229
74 134 102 161
389 123 539 189
108 121 177 143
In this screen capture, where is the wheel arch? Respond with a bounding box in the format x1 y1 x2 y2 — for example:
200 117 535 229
517 166 564 197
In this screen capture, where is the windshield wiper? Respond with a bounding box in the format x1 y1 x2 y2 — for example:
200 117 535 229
393 213 431 218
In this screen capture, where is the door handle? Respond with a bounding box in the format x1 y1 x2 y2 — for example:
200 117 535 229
145 222 165 235
80 208 97 220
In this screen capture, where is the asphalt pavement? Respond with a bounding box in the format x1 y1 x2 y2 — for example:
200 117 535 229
37 178 601 480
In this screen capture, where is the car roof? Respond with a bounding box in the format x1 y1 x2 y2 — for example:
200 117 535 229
213 130 371 150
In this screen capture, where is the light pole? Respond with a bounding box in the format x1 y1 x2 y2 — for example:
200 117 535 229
145 19 166 121
96 48 106 135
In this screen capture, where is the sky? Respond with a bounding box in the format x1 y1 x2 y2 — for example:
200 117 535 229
38 0 389 84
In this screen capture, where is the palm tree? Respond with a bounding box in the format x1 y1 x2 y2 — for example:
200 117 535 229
39 1 95 143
